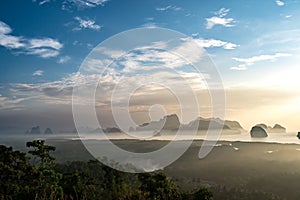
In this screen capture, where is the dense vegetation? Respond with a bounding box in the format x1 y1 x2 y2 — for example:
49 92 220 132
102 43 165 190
0 140 213 200
1 139 295 199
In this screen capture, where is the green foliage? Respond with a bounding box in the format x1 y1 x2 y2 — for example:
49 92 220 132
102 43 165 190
0 145 37 199
138 172 181 200
26 140 63 200
27 140 56 169
0 140 215 200
192 187 213 200
212 186 283 200
3 140 285 200
55 160 137 200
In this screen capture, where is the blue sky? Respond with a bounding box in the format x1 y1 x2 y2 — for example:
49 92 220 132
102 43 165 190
1 0 300 132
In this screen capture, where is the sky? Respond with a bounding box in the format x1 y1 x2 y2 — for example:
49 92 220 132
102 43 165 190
1 0 300 133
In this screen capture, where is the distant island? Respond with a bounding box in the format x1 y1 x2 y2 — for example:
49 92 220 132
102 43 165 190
25 126 54 135
64 114 245 135
250 125 268 138
135 114 244 135
25 126 41 134
28 116 288 139
182 117 244 132
250 123 286 138
255 123 286 133
44 128 53 134
136 114 180 132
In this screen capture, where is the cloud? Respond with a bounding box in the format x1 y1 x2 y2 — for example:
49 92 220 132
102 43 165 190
6 71 118 108
106 39 205 73
26 48 61 58
256 29 300 49
0 94 27 111
230 66 248 71
233 53 291 65
29 38 63 50
0 37 217 128
145 17 154 21
34 0 109 10
0 21 25 49
64 0 108 8
26 38 63 58
206 8 235 29
0 21 13 34
57 56 71 64
74 17 101 31
0 34 25 49
214 8 230 17
141 22 159 29
275 0 285 6
38 0 51 5
85 39 206 74
206 17 235 29
285 15 292 18
0 21 63 58
156 5 181 11
231 53 291 70
191 38 239 50
4 38 210 108
32 70 44 76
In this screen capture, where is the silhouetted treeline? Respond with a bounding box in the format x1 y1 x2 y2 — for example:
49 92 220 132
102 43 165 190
0 140 212 200
0 140 289 200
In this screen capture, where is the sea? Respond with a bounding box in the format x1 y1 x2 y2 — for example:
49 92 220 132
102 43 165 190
1 130 298 145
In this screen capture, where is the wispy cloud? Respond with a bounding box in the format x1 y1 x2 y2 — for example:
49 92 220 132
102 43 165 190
230 66 248 71
145 17 154 21
73 17 101 31
7 72 116 107
214 8 230 17
32 0 50 5
156 5 181 12
26 48 61 58
231 53 291 70
0 21 25 49
64 0 109 8
29 38 63 49
275 0 285 6
285 15 292 18
32 70 44 76
26 38 63 58
0 94 27 111
38 0 51 5
7 68 208 108
57 55 71 64
105 39 208 73
3 39 209 108
141 22 159 29
191 38 239 50
34 0 109 10
0 21 63 58
206 8 235 29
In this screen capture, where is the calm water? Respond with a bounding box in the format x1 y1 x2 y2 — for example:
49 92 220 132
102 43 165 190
73 131 300 145
1 131 299 145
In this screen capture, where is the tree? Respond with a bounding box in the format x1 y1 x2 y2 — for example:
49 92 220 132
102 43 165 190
138 172 181 199
0 141 215 200
0 145 37 199
27 140 56 169
192 187 213 200
27 140 63 199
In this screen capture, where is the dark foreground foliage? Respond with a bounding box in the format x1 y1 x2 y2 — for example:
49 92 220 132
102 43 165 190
0 140 212 200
